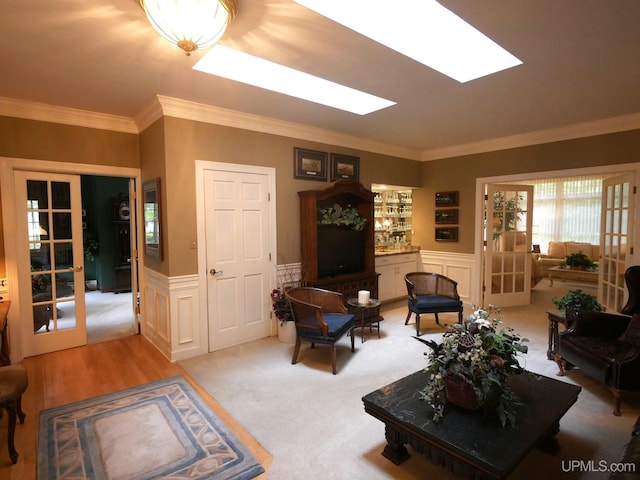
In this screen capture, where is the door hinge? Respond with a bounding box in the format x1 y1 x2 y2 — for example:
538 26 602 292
268 192 271 201
135 304 140 315
631 247 635 255
131 190 137 200
634 186 637 194
269 252 272 261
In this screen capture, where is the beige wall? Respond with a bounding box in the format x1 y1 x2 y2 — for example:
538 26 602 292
0 116 140 278
161 116 423 276
2 112 639 280
139 119 167 275
414 129 640 253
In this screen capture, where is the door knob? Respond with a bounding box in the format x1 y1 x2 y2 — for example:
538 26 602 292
209 269 223 276
72 265 83 272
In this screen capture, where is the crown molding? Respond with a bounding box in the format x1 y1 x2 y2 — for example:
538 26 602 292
0 96 138 134
152 95 423 160
2 95 639 162
420 112 640 161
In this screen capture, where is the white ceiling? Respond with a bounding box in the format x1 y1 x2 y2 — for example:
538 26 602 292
1 0 640 160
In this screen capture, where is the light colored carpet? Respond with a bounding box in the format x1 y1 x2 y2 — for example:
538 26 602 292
38 376 265 480
180 281 639 480
54 290 137 344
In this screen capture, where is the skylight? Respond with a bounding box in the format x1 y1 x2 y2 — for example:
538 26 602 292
193 45 396 115
293 0 522 83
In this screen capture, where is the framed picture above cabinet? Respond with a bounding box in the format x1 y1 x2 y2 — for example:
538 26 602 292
330 153 359 181
294 147 328 181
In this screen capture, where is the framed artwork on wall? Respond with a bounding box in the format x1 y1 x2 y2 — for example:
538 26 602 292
435 191 459 207
330 153 359 181
294 147 328 181
435 227 458 242
143 178 162 260
435 209 458 224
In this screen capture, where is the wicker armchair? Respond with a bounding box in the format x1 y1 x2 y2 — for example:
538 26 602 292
404 272 463 336
285 287 355 374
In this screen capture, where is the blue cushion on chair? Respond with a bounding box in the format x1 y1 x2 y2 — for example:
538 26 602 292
410 294 463 312
298 313 355 341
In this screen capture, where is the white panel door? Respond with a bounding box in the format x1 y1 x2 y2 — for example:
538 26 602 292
599 173 635 312
15 171 87 356
203 169 272 351
484 184 534 307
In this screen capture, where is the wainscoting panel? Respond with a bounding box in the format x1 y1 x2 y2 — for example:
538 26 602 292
169 275 202 361
142 269 203 362
419 250 480 306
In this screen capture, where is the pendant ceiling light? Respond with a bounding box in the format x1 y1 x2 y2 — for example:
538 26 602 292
138 0 237 56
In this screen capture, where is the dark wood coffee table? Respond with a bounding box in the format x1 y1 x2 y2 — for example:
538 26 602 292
362 370 581 479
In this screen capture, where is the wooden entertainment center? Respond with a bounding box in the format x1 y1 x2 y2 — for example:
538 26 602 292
298 180 379 301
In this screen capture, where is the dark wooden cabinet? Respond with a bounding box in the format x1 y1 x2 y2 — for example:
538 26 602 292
298 180 379 300
113 194 131 293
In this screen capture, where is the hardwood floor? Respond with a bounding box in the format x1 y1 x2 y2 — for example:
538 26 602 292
0 335 271 479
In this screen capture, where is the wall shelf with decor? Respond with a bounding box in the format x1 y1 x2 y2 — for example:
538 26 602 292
372 185 413 251
298 179 378 301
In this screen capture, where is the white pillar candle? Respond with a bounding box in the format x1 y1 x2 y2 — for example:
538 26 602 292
358 290 370 305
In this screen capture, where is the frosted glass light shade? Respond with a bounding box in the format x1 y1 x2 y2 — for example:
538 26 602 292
138 0 237 55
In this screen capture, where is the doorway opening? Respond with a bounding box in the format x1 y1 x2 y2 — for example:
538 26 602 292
80 175 137 344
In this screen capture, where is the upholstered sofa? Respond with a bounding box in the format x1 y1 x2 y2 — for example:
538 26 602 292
535 241 600 280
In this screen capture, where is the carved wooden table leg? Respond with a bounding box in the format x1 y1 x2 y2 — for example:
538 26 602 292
382 425 410 465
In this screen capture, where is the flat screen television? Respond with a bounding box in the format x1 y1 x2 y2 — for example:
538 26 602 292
317 226 365 278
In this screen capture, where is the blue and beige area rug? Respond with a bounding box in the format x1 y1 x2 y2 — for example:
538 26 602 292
38 376 265 480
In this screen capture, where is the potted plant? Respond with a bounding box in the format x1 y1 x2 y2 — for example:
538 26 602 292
553 289 605 317
271 288 297 343
562 252 595 270
415 306 529 427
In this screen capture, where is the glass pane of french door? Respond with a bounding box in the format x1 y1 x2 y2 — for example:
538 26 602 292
17 171 86 356
599 173 634 312
484 184 534 307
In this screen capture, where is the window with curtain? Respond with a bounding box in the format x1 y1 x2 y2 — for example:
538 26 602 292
519 175 609 253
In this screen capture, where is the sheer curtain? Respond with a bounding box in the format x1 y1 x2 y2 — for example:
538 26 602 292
520 175 608 254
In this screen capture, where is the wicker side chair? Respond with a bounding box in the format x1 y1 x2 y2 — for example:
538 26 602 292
285 287 355 374
404 272 463 336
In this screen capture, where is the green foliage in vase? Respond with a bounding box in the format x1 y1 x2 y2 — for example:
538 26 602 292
317 203 367 231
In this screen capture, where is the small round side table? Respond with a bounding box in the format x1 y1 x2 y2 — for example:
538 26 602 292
347 298 383 343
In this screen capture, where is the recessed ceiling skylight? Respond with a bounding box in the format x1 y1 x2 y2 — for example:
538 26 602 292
293 0 522 83
193 45 396 115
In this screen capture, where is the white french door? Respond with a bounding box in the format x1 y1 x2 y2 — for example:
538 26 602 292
198 163 275 351
15 171 87 356
599 173 635 312
484 184 534 307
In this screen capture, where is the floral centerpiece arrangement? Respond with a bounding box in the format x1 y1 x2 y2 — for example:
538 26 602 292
416 306 529 427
